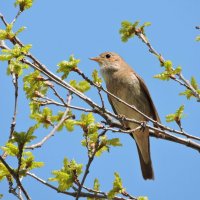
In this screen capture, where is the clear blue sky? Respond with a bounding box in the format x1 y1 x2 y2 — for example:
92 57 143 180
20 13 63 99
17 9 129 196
1 0 200 200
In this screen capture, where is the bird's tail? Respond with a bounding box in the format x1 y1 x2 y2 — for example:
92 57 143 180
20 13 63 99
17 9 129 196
133 127 154 180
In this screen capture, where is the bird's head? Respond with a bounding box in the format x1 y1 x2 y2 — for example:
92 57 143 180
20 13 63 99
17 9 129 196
90 52 123 72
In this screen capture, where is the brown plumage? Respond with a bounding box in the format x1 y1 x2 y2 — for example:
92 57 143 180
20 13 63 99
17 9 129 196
90 52 160 180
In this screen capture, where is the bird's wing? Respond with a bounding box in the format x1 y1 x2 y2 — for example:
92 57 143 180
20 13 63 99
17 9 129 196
107 95 119 116
135 73 161 123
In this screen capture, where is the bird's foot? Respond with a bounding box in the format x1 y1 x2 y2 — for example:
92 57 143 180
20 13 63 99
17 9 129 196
140 121 147 132
118 114 127 127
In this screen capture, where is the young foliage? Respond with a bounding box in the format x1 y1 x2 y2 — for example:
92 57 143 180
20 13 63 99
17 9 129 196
51 111 76 132
14 0 34 11
12 130 36 148
1 141 43 180
0 162 11 181
95 136 122 157
107 172 125 199
119 20 151 42
70 80 90 93
49 158 82 191
30 107 54 128
0 24 26 40
87 178 101 200
154 60 182 80
166 105 185 124
92 69 102 86
0 44 31 75
23 70 49 99
79 113 122 156
57 55 80 79
138 197 149 200
180 76 200 99
0 24 14 40
195 35 200 42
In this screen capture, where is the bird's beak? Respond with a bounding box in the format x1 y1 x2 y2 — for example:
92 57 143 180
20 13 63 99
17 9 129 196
89 56 101 63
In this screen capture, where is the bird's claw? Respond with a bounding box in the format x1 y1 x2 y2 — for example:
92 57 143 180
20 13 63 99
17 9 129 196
140 121 147 132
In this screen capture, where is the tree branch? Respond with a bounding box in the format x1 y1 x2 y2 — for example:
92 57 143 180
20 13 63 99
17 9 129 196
26 94 72 149
0 156 31 200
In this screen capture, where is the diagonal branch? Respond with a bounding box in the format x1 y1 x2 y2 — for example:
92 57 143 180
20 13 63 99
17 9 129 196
134 28 200 101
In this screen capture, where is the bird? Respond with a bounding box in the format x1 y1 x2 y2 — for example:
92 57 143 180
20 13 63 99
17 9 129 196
90 52 160 180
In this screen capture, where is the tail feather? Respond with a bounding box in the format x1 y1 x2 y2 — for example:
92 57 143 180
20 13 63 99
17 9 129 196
132 127 154 180
136 143 154 180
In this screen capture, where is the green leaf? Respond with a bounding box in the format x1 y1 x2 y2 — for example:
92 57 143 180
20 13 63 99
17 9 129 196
15 26 26 36
0 24 15 40
12 130 36 147
166 105 185 123
164 60 173 71
92 69 102 85
107 172 125 199
49 158 82 191
30 107 53 128
179 89 194 99
138 197 149 200
196 35 200 42
70 80 90 93
0 162 11 181
64 119 76 132
95 136 122 157
80 113 95 127
93 178 100 191
191 76 198 90
7 59 28 76
154 61 182 81
1 143 19 157
107 138 122 147
143 22 151 27
21 151 44 171
179 77 199 99
0 194 3 199
23 70 49 99
14 0 34 11
87 179 101 200
119 21 136 42
0 44 31 76
57 55 80 79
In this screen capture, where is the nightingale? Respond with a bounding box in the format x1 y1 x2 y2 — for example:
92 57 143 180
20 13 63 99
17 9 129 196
90 52 160 180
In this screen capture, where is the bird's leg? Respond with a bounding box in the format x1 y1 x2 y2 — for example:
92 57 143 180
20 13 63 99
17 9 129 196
140 121 147 132
118 114 127 127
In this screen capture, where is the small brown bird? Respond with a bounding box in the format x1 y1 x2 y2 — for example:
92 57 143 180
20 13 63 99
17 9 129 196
90 52 160 180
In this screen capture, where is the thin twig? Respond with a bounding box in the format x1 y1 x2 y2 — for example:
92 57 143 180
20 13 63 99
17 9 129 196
75 130 107 199
25 94 72 149
1 13 200 151
10 73 19 139
11 10 22 25
134 28 200 101
27 172 129 199
0 156 31 200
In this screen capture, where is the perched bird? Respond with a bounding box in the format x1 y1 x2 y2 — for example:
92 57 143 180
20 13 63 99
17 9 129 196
90 52 160 180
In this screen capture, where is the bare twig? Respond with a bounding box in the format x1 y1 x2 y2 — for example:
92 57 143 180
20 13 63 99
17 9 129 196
11 10 22 25
10 73 19 139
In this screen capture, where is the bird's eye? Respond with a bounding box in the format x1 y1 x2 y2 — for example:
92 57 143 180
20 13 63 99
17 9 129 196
105 54 111 59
